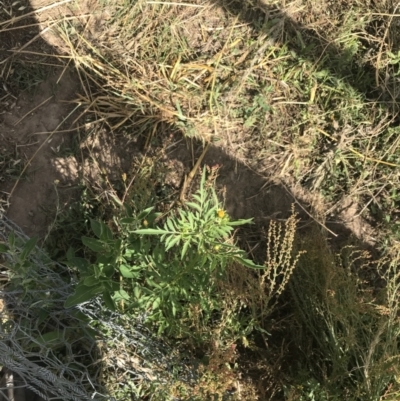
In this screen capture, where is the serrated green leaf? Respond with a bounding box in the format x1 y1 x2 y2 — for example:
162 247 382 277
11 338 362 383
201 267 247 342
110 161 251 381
165 235 180 251
186 202 202 212
204 207 217 221
192 194 202 204
82 237 104 253
166 218 175 232
187 213 194 227
228 218 253 226
181 241 190 259
215 227 231 238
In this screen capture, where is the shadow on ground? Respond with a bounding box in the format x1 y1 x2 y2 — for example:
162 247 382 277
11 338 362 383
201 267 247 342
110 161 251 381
211 0 399 113
0 0 389 399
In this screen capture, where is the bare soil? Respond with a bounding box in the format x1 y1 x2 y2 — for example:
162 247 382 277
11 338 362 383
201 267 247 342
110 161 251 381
0 0 376 252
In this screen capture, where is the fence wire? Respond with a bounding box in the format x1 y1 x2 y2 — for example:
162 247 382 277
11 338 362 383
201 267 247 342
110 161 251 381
0 213 195 401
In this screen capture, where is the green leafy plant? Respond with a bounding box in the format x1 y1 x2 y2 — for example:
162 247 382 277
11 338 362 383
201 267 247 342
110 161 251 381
65 167 261 337
0 232 39 295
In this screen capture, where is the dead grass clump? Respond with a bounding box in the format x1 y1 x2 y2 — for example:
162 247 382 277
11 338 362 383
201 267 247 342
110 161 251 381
54 0 246 141
284 229 400 400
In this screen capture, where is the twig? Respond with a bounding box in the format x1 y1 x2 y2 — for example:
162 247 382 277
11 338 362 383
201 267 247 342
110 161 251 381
179 142 210 202
281 182 338 237
13 96 53 126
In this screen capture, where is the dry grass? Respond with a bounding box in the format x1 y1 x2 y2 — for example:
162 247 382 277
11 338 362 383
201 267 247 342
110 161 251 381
3 0 400 399
3 0 400 226
37 0 400 234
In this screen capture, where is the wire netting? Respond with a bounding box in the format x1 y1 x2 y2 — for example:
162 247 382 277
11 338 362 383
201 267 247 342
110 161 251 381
0 213 195 401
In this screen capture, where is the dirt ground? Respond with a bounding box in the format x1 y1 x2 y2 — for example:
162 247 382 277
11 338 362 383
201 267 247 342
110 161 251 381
0 0 377 251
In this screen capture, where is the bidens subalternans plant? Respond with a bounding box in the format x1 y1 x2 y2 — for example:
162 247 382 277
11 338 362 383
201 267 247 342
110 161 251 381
65 167 262 336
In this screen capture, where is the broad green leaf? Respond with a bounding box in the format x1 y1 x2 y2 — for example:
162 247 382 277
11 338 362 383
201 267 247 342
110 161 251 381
65 283 103 308
90 219 103 238
8 231 15 247
82 237 104 253
236 257 264 269
127 239 141 253
68 257 90 273
147 278 162 289
103 264 114 278
102 291 116 311
32 331 64 349
101 223 113 241
84 276 99 287
157 320 169 335
124 204 133 217
113 289 130 301
0 243 9 253
21 237 38 261
120 217 136 225
134 286 141 299
120 264 136 278
152 297 161 310
97 255 113 265
66 247 75 261
69 310 90 323
138 206 155 219
105 281 121 292
37 308 50 325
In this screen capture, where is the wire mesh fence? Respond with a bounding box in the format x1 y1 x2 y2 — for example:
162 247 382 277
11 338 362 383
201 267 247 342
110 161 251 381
0 213 195 401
